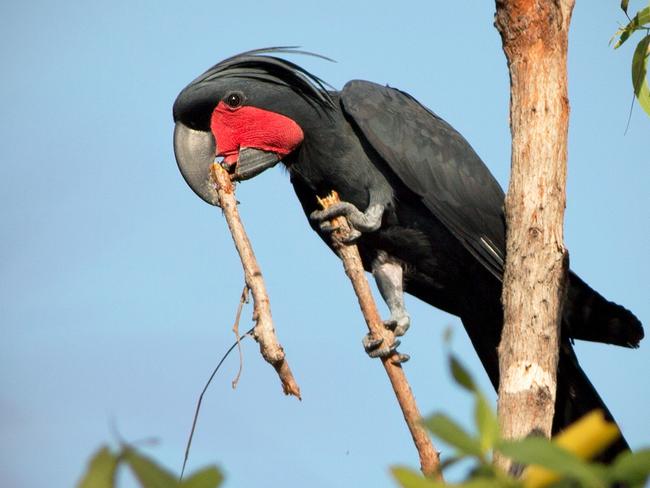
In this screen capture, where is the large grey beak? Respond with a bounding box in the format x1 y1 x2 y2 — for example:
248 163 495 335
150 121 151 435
174 122 282 204
173 122 219 205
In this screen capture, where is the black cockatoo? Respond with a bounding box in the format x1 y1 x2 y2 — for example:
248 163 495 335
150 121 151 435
172 48 643 460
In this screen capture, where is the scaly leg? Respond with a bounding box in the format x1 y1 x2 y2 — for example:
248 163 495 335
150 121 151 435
373 256 410 337
362 254 411 363
312 201 409 363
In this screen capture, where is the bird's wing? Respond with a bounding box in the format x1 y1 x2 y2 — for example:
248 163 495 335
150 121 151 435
341 80 506 279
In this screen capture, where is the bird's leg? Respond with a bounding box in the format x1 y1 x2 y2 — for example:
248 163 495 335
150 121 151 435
362 255 411 363
310 202 383 242
373 257 410 337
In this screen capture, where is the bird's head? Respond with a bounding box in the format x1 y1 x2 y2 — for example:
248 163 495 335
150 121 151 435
173 47 335 204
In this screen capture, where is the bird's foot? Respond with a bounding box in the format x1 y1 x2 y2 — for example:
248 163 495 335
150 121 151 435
316 220 361 243
310 201 383 243
362 331 410 364
383 309 411 337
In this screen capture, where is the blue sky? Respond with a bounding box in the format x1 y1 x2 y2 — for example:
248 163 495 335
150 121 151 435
2 1 648 487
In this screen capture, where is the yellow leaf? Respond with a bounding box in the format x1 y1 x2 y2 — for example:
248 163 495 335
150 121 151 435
523 410 619 488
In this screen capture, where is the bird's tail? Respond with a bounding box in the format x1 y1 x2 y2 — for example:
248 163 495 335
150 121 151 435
564 272 644 348
554 344 629 463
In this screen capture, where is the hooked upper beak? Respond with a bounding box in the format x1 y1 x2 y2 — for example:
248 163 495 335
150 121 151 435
173 122 281 205
173 122 218 205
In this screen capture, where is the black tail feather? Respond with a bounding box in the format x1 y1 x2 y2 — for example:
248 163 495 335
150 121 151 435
553 344 629 463
565 272 644 348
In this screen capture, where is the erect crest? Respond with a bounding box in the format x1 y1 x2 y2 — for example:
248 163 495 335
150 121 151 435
193 47 336 111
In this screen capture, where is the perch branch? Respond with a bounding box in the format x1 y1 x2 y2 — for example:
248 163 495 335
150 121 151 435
317 191 441 478
210 163 301 399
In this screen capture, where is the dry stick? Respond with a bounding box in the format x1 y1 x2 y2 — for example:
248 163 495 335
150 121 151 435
210 163 301 399
317 191 441 479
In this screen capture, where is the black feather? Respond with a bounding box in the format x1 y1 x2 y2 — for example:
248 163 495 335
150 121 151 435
341 80 506 278
193 47 336 111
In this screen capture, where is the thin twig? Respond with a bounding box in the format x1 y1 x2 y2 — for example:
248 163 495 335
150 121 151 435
317 191 442 479
210 163 301 399
180 327 255 480
231 285 249 389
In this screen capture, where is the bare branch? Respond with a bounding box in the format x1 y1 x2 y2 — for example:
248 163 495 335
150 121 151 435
317 191 441 479
210 163 301 399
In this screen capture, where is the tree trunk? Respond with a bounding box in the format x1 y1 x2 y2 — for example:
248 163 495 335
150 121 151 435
493 0 574 473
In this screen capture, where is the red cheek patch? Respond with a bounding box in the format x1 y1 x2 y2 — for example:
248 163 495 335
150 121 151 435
210 102 304 164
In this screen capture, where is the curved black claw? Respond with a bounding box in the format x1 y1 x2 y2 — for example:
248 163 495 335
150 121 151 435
391 353 410 365
318 221 339 234
363 335 384 351
309 202 355 225
383 314 411 337
310 201 383 242
340 228 362 243
362 333 402 359
310 210 362 243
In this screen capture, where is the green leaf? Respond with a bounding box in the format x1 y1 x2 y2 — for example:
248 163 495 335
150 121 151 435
424 413 482 456
635 5 650 28
632 35 650 116
457 477 512 488
621 0 629 15
393 467 509 488
77 446 119 488
615 6 650 48
449 355 476 392
497 438 602 486
391 467 445 488
474 393 499 453
439 454 466 471
123 447 178 488
608 449 650 485
180 467 223 488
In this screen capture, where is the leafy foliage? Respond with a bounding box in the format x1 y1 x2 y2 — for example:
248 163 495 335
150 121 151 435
392 353 650 488
613 1 650 116
77 443 223 488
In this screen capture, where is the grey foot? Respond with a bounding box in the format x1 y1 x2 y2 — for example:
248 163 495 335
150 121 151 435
310 201 383 242
362 333 410 364
384 313 410 337
316 221 362 243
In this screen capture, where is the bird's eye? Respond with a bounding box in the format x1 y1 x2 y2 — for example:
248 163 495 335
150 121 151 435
225 92 243 108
